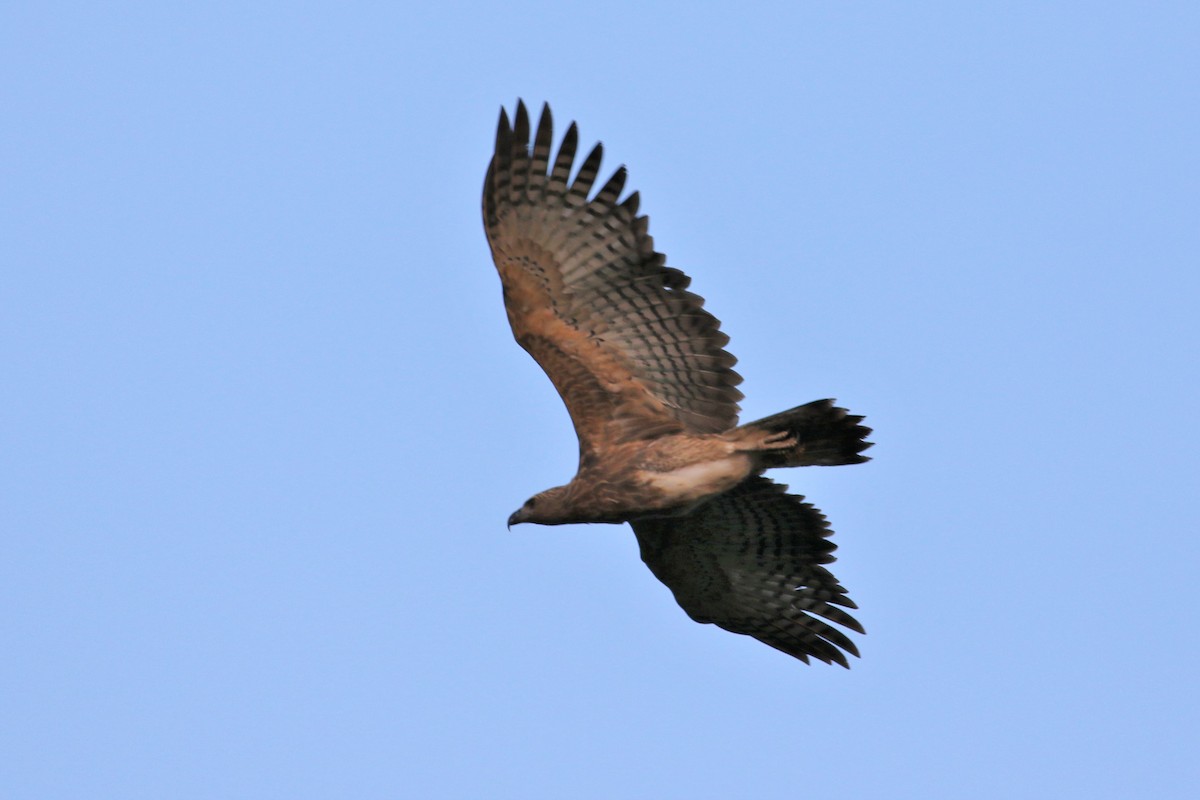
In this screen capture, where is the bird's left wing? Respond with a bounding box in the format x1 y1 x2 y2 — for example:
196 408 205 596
631 477 864 667
482 101 743 461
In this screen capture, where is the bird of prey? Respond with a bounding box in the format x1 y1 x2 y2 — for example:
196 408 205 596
483 101 872 667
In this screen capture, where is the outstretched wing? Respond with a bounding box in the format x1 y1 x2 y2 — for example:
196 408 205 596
631 477 864 667
482 101 743 459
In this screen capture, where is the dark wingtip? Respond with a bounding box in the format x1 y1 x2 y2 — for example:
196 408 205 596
621 190 640 216
514 99 531 145
495 106 511 151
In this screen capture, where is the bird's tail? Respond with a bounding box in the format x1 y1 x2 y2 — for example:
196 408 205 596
738 399 872 469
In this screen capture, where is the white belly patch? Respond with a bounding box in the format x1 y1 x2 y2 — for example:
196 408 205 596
640 457 748 503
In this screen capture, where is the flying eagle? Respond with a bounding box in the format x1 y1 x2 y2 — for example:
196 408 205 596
483 101 872 667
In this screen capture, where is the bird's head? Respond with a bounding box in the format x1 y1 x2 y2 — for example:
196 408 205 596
507 486 572 528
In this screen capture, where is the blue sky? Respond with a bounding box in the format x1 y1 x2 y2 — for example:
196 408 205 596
3 2 1198 797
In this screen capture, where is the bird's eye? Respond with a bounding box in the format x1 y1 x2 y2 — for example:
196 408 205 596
526 497 537 509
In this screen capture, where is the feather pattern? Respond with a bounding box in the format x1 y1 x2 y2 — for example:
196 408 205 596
483 101 743 459
632 477 863 667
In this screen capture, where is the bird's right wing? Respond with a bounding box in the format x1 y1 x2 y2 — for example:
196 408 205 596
482 101 743 460
631 477 864 667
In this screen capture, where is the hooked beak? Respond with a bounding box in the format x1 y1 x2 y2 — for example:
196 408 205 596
507 510 521 530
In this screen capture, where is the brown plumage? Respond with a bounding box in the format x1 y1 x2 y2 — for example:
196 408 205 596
483 101 872 667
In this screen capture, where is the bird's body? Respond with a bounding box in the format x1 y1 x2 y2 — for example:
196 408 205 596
513 429 769 525
483 101 872 667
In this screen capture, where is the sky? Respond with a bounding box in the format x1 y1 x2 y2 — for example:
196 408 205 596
3 2 1198 798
